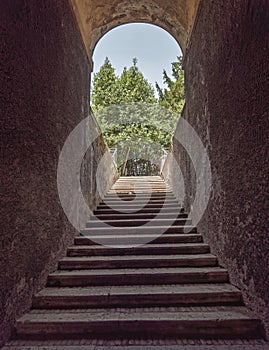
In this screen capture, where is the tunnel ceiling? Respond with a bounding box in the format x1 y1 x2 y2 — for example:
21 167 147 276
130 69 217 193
69 0 201 63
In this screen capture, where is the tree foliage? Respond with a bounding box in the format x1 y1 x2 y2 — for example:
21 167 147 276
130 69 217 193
91 57 156 111
156 56 185 114
117 58 156 104
90 57 184 175
91 57 118 111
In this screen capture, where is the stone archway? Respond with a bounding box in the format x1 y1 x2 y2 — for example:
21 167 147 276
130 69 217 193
69 0 201 63
1 0 268 345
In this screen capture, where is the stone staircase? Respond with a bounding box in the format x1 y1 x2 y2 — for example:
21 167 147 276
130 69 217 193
5 176 267 348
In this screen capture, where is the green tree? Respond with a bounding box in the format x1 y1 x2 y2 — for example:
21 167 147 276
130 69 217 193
117 58 156 104
156 56 185 114
91 57 118 111
90 58 178 175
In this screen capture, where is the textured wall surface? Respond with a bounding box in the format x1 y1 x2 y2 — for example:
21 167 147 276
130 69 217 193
0 1 117 345
1 0 268 345
70 0 200 55
163 0 269 337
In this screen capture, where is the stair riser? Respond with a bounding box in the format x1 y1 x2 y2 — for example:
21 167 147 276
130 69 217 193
108 193 172 197
47 272 228 287
94 208 184 215
103 197 177 202
105 192 175 196
13 175 264 344
97 204 180 210
92 213 188 220
74 235 202 246
33 293 243 309
67 246 210 257
94 208 183 218
59 259 217 270
16 319 261 340
81 227 197 235
109 190 171 193
86 220 191 228
101 199 179 204
110 187 171 190
59 256 218 270
58 257 218 270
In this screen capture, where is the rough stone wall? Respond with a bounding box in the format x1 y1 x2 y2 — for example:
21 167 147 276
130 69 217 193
0 1 117 345
69 0 201 55
163 0 269 336
80 113 119 213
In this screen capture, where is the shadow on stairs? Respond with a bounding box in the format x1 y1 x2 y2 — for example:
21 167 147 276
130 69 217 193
3 176 268 349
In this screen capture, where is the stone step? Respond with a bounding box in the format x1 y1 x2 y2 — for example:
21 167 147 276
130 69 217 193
94 207 183 215
3 343 269 349
110 186 171 192
113 182 168 184
108 190 172 194
111 182 170 186
104 193 177 199
115 179 168 182
33 284 243 309
59 254 218 270
90 212 188 221
98 201 179 207
11 176 266 345
91 212 188 221
47 267 228 287
86 218 192 228
113 179 167 182
101 198 179 204
15 307 261 339
113 176 167 179
107 193 174 196
97 204 182 211
109 190 173 193
81 226 197 236
97 204 181 211
74 234 202 246
67 243 210 257
112 183 170 185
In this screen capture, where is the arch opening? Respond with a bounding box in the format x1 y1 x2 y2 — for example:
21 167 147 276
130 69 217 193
69 0 201 62
90 23 184 176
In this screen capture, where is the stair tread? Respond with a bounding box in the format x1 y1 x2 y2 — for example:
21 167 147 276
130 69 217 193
17 307 258 322
59 254 218 268
69 243 208 249
60 254 217 262
82 225 195 231
95 207 182 211
102 202 178 205
107 190 173 194
36 284 240 297
77 234 201 239
99 204 180 208
3 343 269 349
101 199 179 203
49 267 227 276
87 218 190 223
74 234 202 245
67 244 210 256
94 210 184 215
92 213 188 219
12 176 264 342
104 195 177 199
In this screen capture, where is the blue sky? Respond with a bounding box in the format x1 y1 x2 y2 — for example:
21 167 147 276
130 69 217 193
92 23 182 94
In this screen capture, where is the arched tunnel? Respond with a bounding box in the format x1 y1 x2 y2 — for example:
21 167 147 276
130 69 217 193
0 0 268 346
